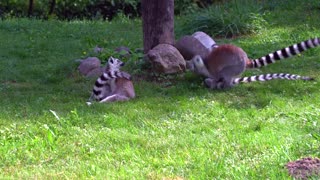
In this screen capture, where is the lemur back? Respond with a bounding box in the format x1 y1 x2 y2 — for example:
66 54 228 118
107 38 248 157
205 45 247 77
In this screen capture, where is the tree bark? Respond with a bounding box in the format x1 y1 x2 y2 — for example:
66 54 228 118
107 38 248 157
141 0 174 54
28 0 34 17
49 0 56 15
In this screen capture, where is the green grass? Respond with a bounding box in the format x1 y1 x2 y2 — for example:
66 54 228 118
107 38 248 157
177 0 320 38
1 1 320 179
178 0 267 37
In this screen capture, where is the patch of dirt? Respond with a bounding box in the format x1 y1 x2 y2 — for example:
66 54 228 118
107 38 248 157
286 157 320 179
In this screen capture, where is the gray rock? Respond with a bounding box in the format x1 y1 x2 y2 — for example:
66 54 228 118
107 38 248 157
192 31 217 50
74 59 83 63
94 46 104 53
175 31 217 60
134 48 144 54
78 57 101 76
147 44 186 74
115 46 131 58
85 67 104 78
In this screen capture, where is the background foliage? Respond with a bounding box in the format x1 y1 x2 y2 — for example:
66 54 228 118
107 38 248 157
0 0 141 20
0 0 222 20
177 0 320 37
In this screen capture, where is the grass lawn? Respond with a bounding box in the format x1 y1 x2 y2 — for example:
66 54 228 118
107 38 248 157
1 2 320 179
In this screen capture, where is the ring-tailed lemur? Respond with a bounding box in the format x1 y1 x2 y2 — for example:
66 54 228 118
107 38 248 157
186 45 247 89
205 73 314 89
88 56 132 102
186 37 319 89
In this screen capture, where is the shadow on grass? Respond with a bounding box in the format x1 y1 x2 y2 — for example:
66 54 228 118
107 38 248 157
129 77 317 112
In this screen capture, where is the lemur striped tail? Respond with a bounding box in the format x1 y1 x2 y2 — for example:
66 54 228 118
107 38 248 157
92 70 123 101
249 38 320 68
233 73 314 84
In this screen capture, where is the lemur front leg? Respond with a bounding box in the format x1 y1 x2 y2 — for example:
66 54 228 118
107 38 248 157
204 76 236 89
99 94 130 103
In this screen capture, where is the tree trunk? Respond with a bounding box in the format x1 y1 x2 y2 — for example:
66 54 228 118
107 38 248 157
28 0 34 17
49 0 56 15
141 0 174 54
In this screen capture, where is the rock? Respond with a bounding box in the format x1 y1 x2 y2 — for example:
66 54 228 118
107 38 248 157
134 48 144 54
85 67 104 78
147 44 186 74
78 57 101 76
286 157 320 179
192 31 217 50
115 46 131 58
175 31 217 60
74 59 83 63
94 46 104 53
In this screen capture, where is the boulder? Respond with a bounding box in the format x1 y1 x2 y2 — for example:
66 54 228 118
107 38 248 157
78 57 101 76
115 46 131 58
94 46 104 53
192 31 217 50
147 44 186 74
85 67 104 78
175 31 217 60
134 48 144 54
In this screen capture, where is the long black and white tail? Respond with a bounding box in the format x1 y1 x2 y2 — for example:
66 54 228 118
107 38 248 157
249 38 320 68
233 73 314 84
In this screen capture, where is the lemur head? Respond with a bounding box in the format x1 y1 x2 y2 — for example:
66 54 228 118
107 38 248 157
186 55 203 70
186 55 212 77
186 55 205 73
107 56 125 71
193 55 205 69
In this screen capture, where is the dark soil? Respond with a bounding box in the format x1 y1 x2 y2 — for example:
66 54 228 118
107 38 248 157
286 157 320 179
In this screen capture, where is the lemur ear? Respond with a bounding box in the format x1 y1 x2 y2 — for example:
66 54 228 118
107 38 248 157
109 57 114 64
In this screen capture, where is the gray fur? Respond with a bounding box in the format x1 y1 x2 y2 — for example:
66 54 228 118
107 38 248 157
188 45 247 89
186 55 212 77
